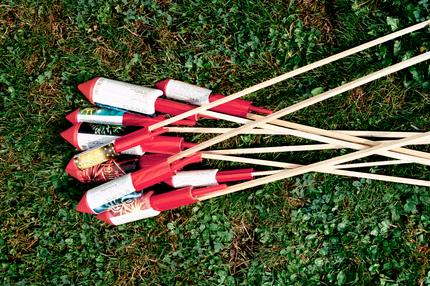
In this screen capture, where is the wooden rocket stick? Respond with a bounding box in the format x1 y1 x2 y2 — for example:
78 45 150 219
168 52 430 163
167 127 424 138
182 97 430 163
250 169 428 186
208 144 342 154
337 130 424 139
208 139 429 155
148 20 430 131
168 104 430 164
182 115 430 164
248 114 430 160
198 132 430 200
201 153 426 186
201 153 411 170
336 160 412 169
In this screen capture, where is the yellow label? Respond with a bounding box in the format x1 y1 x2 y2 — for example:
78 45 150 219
75 143 118 170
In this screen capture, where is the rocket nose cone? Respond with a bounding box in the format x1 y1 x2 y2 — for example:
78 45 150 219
65 108 80 124
60 124 81 149
78 77 100 103
155 79 170 94
76 192 95 214
65 157 85 182
96 212 114 225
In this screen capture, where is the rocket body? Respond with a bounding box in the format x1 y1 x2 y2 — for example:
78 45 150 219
69 127 166 170
97 185 227 225
76 154 203 214
66 107 196 126
61 123 191 154
67 154 254 186
155 79 272 117
77 77 212 121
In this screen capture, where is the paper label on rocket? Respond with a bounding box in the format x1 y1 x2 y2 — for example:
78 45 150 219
77 107 124 125
171 169 219 188
109 192 160 225
80 159 130 183
76 133 144 155
77 133 118 150
93 190 141 213
86 173 136 212
74 142 118 170
84 124 137 136
165 80 211 106
92 78 163 115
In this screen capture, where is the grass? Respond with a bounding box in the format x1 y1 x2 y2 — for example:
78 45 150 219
1 0 430 285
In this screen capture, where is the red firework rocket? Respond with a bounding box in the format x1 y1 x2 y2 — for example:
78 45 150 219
66 107 196 127
75 153 203 214
96 185 228 225
60 123 195 154
77 77 215 121
66 153 255 186
69 127 166 170
155 79 272 117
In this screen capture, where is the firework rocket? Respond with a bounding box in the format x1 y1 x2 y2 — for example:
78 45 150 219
96 185 228 225
60 123 195 153
67 154 255 186
66 107 196 127
61 123 142 155
77 77 215 121
155 79 272 117
75 153 203 214
69 127 166 170
68 156 140 183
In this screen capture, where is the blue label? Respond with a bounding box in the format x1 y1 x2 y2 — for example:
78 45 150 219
93 191 142 214
95 104 128 114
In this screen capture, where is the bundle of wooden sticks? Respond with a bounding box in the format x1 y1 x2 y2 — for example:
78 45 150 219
61 20 430 225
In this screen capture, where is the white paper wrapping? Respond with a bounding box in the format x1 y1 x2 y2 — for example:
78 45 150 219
76 133 144 155
92 78 163 115
110 208 160 225
171 169 219 188
76 113 123 125
86 174 136 211
165 79 211 105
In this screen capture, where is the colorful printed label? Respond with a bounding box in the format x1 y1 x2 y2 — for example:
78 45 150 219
74 142 118 170
86 173 136 213
77 107 124 125
165 79 211 105
77 133 118 150
76 124 144 155
171 169 219 188
94 190 141 214
76 133 144 155
108 192 160 225
79 157 139 183
92 78 163 115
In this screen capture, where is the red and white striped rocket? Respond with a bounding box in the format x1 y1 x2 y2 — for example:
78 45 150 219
60 123 195 154
96 185 228 225
77 77 213 121
75 153 203 214
155 79 272 118
66 153 255 186
68 127 166 170
66 107 196 127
